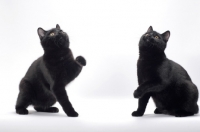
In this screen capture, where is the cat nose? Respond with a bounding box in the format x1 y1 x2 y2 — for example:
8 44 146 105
144 35 153 42
144 35 150 40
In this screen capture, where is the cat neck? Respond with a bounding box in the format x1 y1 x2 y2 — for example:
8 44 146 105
139 50 166 61
43 48 73 62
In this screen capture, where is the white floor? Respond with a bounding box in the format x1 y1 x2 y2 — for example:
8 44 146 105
1 98 200 132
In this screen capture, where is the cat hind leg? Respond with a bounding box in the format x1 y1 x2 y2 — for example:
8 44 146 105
15 79 32 115
154 108 163 114
34 106 59 113
175 82 199 117
33 93 58 113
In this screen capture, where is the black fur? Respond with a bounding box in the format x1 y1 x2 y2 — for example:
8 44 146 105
16 24 86 117
132 26 199 117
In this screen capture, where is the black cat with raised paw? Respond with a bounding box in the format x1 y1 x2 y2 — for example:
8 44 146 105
16 24 86 117
132 26 199 117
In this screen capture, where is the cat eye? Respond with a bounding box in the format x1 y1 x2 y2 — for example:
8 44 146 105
155 36 159 39
50 33 55 36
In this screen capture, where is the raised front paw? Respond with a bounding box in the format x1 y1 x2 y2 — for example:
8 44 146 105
67 110 79 117
133 89 142 98
76 56 86 66
132 111 144 117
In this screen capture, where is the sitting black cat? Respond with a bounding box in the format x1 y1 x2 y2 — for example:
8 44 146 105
16 24 86 117
132 26 199 117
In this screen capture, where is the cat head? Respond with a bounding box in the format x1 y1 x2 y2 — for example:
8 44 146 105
139 26 170 52
37 24 69 51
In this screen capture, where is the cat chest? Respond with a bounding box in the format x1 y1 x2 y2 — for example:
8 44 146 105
137 64 159 82
43 63 68 83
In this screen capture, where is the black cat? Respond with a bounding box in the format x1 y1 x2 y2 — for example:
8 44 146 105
132 26 199 117
15 24 86 117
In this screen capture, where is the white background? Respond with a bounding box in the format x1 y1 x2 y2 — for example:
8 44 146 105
1 0 200 131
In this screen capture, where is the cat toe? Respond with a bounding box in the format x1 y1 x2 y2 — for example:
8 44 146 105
76 56 86 66
154 108 162 114
175 114 186 117
67 111 79 117
16 109 29 115
132 111 144 117
175 113 194 117
46 107 59 113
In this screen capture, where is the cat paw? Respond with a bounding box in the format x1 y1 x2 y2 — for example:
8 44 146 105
132 111 144 117
175 113 187 117
16 109 28 115
174 112 194 117
76 56 86 66
133 90 142 98
46 107 59 113
154 108 162 114
67 110 79 117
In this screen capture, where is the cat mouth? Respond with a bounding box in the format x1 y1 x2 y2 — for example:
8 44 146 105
145 38 154 42
146 39 150 42
145 40 154 45
145 39 156 48
144 36 153 42
52 37 63 48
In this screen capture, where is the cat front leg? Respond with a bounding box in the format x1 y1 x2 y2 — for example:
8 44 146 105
52 83 78 117
66 56 86 81
134 81 167 98
132 94 150 117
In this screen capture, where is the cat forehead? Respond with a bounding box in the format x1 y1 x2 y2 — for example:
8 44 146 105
51 28 60 31
146 31 158 34
46 28 60 33
146 31 161 36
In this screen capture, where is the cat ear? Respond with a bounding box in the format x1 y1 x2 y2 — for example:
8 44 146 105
147 26 153 32
37 28 46 39
162 31 170 42
56 24 60 30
